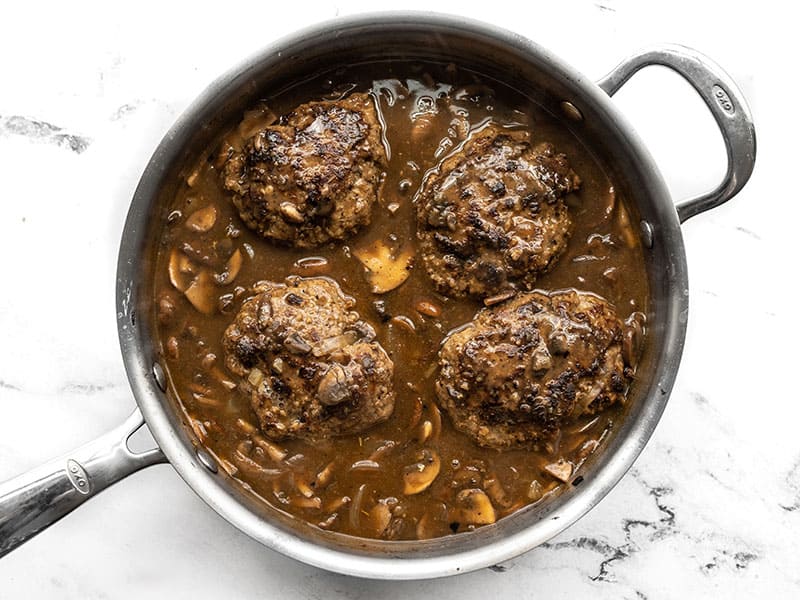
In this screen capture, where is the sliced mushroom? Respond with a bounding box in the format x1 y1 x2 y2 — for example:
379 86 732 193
184 270 217 315
403 449 441 495
368 502 393 537
318 363 351 406
543 459 574 483
168 248 196 292
185 205 217 233
215 248 243 286
416 501 448 540
353 240 414 294
452 489 496 526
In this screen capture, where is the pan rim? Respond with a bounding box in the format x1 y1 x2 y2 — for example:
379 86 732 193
116 10 687 579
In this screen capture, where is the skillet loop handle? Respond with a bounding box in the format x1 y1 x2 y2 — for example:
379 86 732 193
0 409 165 558
597 44 756 223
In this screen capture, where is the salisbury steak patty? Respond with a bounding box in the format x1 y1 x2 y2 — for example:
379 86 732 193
223 277 394 440
416 123 580 297
222 93 387 248
436 290 634 449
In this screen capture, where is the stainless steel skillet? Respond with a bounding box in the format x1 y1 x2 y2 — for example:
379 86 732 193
0 12 755 579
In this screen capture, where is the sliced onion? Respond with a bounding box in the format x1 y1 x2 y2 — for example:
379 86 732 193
350 484 367 530
312 331 358 357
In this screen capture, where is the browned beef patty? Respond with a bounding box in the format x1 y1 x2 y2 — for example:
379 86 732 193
416 123 580 297
436 290 632 449
223 277 394 440
222 93 387 248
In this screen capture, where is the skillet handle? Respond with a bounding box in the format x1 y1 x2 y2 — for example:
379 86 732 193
0 408 165 557
597 44 756 223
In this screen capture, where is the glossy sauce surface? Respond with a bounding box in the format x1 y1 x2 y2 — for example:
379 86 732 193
152 62 649 540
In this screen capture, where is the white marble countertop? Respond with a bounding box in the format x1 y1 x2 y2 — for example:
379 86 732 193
0 1 795 597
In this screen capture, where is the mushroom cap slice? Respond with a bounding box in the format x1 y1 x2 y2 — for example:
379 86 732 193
184 270 217 315
168 248 195 292
354 240 414 294
451 488 496 526
402 449 441 495
185 205 217 232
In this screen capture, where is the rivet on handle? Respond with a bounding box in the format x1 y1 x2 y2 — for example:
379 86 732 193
196 448 219 474
152 362 167 392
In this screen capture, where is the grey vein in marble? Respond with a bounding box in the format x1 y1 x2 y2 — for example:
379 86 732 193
594 2 617 12
0 379 22 391
0 115 90 153
110 103 140 121
540 468 762 585
59 381 120 395
734 226 761 240
780 455 800 512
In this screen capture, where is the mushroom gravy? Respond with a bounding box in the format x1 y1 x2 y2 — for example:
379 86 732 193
151 61 649 540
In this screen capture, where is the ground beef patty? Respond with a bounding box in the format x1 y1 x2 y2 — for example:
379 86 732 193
436 290 633 449
416 123 580 297
222 93 387 248
223 277 394 440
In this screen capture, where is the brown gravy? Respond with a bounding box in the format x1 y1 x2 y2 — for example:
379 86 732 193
152 61 649 540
